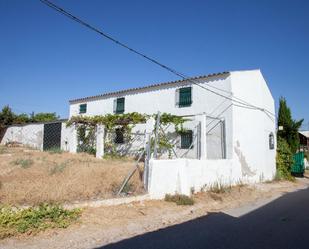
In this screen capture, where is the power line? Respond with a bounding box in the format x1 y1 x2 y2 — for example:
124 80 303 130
39 0 275 118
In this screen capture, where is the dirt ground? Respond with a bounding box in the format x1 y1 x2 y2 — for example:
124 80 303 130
1 175 308 249
0 146 144 205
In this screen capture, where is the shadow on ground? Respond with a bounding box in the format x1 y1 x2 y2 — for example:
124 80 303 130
96 187 309 249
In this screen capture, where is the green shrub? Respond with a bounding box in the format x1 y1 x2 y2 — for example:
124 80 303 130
165 194 194 205
48 147 63 154
12 158 34 169
276 137 294 181
49 162 68 175
0 204 81 239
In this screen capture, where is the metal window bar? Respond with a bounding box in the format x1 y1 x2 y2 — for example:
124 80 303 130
179 130 198 158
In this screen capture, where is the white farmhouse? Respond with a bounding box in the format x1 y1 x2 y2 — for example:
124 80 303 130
68 69 276 197
1 69 276 198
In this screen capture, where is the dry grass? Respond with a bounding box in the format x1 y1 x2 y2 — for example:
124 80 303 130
0 146 144 206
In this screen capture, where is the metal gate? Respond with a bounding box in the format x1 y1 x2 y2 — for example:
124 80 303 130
206 116 226 159
291 152 305 177
43 122 62 151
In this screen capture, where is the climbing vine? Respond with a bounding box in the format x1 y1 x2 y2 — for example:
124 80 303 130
155 113 189 133
76 125 96 155
152 113 190 158
66 112 189 157
67 113 148 156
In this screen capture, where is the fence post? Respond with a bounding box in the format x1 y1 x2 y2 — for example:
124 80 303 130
96 124 105 159
143 133 151 191
69 125 78 153
153 111 160 159
221 119 226 159
197 113 207 160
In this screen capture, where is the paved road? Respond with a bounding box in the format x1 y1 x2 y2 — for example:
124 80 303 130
97 187 309 249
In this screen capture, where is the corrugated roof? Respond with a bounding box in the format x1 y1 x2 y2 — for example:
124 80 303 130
69 71 230 103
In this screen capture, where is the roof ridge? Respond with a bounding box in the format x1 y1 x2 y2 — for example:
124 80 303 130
69 71 230 103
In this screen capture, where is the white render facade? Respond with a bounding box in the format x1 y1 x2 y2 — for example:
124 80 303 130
1 69 276 198
69 69 276 196
70 70 275 159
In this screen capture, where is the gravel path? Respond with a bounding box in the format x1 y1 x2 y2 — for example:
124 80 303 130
1 178 308 249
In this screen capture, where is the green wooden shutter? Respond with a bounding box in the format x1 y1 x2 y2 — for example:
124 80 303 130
181 130 193 149
116 97 125 114
179 87 192 107
79 104 87 114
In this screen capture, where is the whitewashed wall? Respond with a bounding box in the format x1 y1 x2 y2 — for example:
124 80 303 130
230 70 276 182
0 122 75 152
146 70 276 199
60 123 77 152
69 75 234 159
148 157 274 199
1 124 44 150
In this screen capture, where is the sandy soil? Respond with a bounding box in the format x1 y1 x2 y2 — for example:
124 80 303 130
0 146 144 205
1 176 308 249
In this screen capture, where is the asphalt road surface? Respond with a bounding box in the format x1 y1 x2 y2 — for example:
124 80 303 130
97 187 309 249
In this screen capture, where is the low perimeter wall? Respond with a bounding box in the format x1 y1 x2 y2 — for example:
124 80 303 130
1 124 44 150
147 158 274 199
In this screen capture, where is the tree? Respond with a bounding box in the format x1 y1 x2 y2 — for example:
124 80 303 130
14 113 30 124
31 112 59 122
0 105 15 126
276 137 294 180
0 105 59 126
277 97 303 153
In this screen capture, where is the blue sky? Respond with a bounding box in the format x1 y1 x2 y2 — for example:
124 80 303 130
0 0 308 127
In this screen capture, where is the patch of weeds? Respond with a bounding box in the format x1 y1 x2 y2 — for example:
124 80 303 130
110 182 120 195
209 192 223 201
209 182 232 194
235 180 246 188
122 182 134 194
11 158 34 169
0 204 81 239
49 162 68 175
111 182 136 196
48 147 64 154
275 170 295 182
190 187 195 195
165 194 194 206
103 153 128 160
0 146 8 154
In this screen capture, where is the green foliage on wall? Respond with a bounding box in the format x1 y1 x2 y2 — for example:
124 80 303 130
67 112 190 157
277 97 303 153
76 125 96 155
276 137 294 181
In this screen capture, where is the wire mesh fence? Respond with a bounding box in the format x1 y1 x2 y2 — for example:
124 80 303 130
104 128 147 159
152 114 201 160
0 121 65 151
206 116 226 159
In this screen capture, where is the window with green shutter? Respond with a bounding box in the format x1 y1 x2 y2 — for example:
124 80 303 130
115 97 125 114
79 104 87 114
179 87 192 107
180 130 193 149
